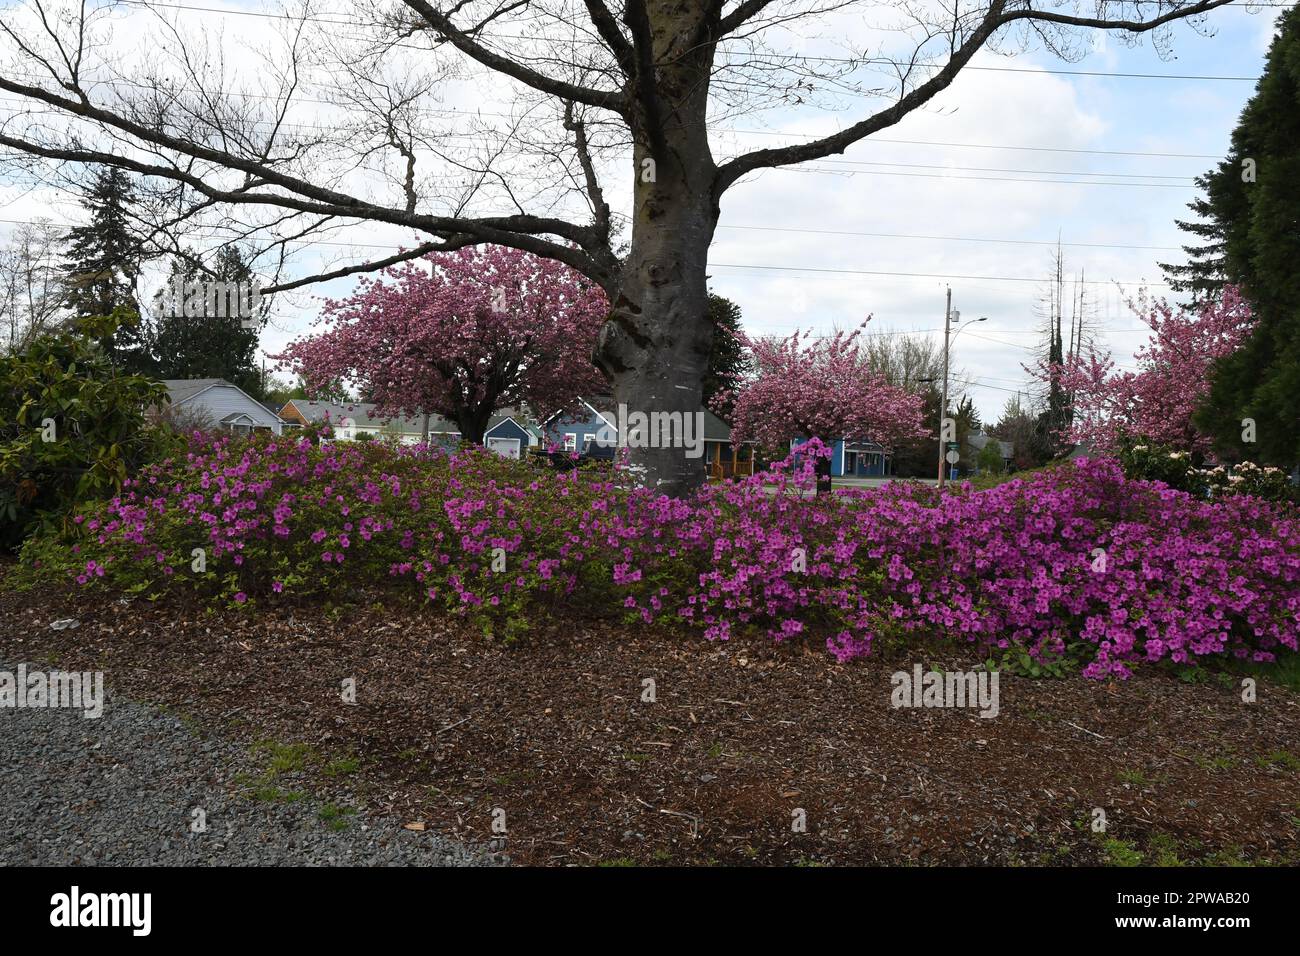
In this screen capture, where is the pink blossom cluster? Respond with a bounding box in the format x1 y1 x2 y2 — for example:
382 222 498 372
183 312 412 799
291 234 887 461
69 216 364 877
30 433 1299 679
276 245 609 424
720 321 930 452
1028 287 1254 453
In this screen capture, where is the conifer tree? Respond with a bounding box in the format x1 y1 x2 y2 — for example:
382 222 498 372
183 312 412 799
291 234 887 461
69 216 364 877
62 167 150 373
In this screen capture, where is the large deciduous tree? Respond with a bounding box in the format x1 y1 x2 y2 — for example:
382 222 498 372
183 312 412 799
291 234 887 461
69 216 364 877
0 218 64 354
722 323 929 492
1028 287 1254 455
0 0 1235 493
279 245 608 443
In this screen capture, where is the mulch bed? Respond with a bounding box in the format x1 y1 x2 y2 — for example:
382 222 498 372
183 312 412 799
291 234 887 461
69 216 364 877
3 566 1299 866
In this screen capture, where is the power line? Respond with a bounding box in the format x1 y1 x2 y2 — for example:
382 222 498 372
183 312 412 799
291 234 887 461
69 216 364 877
0 75 1225 162
719 127 1222 160
718 224 1182 252
786 165 1192 188
711 262 1167 286
104 0 1269 83
0 87 1200 188
806 158 1193 180
0 215 1190 272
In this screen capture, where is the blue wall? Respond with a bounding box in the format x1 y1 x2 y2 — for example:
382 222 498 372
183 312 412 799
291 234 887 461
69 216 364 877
484 417 530 446
800 438 889 477
542 407 612 455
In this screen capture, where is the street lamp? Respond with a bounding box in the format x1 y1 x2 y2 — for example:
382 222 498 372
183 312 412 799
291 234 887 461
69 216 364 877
937 289 988 487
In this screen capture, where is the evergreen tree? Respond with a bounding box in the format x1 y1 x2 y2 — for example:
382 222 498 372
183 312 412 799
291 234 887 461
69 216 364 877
153 246 264 398
1036 298 1074 459
62 168 151 372
952 394 981 471
991 394 1040 470
702 292 748 419
1157 170 1240 303
1192 6 1300 469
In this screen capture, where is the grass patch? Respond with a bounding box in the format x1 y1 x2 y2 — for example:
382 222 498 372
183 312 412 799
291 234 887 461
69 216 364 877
1255 750 1300 772
318 803 356 831
1100 838 1144 867
323 755 361 777
1230 655 1300 694
251 739 315 775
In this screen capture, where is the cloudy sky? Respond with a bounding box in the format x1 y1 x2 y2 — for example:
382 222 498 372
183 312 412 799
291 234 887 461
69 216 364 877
0 1 1288 422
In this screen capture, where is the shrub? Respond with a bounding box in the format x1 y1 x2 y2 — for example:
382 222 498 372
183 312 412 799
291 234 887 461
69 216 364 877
1118 437 1295 504
0 310 179 551
19 435 1300 679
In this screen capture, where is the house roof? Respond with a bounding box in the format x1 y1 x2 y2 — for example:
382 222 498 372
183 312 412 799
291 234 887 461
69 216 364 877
164 378 286 424
485 414 527 437
282 400 459 435
701 409 734 442
163 378 229 405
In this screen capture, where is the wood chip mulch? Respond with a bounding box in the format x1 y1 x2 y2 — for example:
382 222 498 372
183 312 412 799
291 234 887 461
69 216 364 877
3 568 1299 866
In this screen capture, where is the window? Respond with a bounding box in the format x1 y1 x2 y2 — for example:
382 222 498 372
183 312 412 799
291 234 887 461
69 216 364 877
563 433 577 451
583 433 595 451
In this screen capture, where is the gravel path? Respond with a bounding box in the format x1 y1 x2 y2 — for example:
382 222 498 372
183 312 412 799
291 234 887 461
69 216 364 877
0 662 498 866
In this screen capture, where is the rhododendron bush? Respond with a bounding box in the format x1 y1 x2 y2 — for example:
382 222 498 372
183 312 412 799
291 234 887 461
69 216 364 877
20 435 1299 679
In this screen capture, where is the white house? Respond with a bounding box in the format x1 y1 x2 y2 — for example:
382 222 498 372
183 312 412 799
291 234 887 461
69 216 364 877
163 378 287 435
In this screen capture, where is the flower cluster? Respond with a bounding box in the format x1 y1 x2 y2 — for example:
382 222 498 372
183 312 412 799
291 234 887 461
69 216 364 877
22 433 1299 679
1119 439 1296 504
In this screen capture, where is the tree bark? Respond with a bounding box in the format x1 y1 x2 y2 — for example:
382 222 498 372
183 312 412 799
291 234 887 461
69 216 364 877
815 454 833 496
456 406 493 446
592 2 719 498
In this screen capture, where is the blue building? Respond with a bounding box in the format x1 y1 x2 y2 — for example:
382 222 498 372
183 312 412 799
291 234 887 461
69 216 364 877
832 439 892 477
482 414 535 459
540 398 615 456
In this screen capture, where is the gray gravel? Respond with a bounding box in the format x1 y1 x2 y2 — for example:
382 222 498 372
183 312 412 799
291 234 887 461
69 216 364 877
0 663 499 866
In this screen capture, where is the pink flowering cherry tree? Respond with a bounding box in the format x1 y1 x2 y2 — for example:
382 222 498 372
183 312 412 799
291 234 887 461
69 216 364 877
279 246 609 443
1029 287 1254 454
721 322 930 493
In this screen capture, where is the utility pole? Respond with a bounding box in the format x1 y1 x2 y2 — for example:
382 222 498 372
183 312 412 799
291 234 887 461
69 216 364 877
938 286 952 487
937 292 988 488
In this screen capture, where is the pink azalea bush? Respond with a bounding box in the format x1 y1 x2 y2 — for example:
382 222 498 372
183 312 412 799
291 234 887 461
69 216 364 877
19 434 1300 679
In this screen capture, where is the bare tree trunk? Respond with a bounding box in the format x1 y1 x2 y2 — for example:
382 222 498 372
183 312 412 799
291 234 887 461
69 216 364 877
595 208 715 496
593 4 718 498
815 454 833 496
